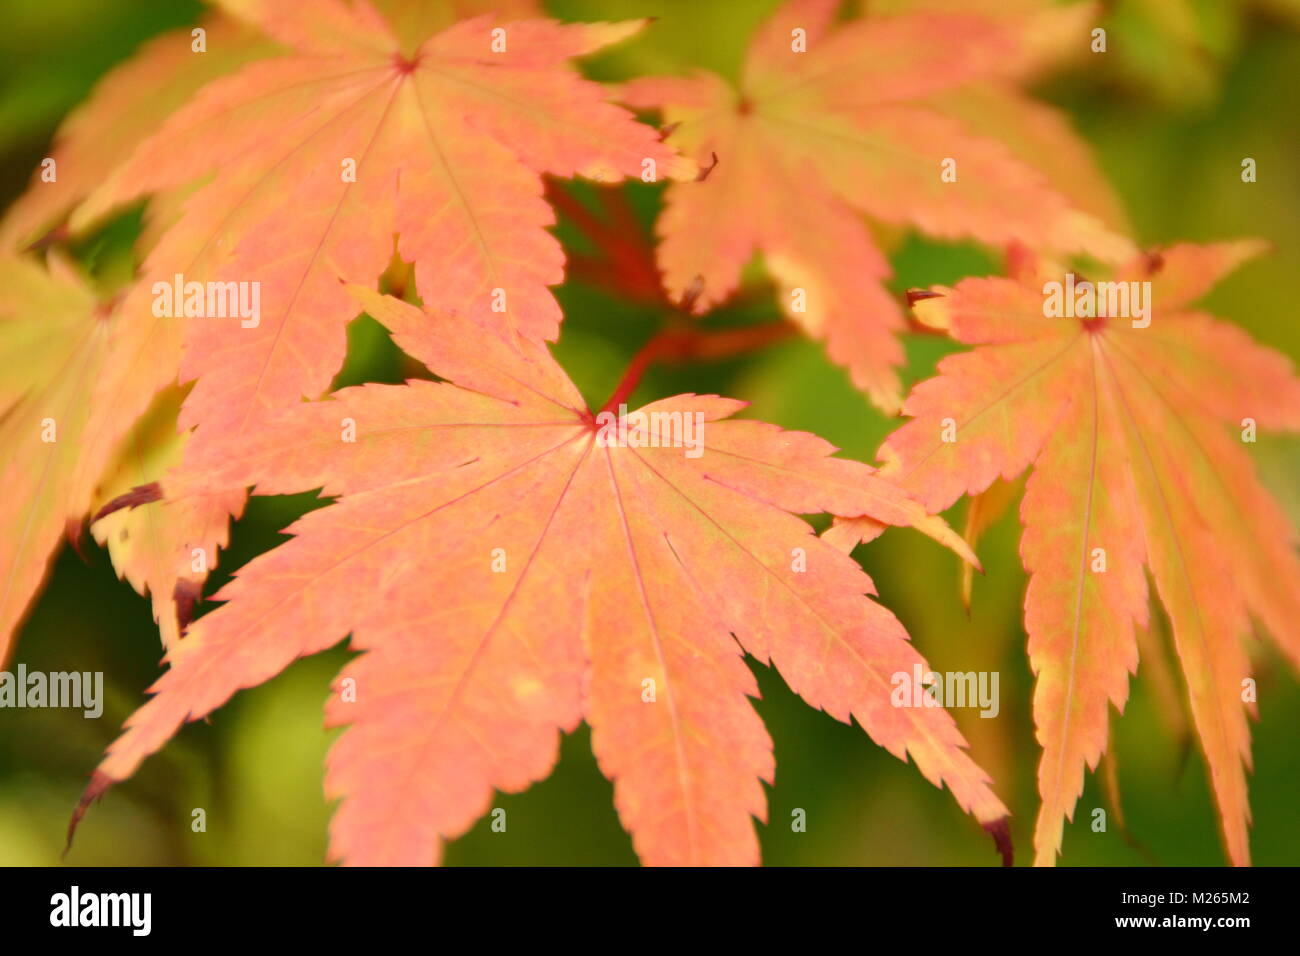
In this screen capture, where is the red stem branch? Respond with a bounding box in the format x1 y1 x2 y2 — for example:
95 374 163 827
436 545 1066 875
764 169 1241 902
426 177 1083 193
598 322 793 415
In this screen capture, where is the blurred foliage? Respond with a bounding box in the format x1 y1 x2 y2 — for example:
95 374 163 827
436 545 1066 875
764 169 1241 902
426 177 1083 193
0 0 1296 866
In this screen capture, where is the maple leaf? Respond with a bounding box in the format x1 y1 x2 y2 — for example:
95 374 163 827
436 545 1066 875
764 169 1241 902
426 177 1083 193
620 0 1134 412
43 0 688 657
76 288 1010 867
0 1 545 254
0 255 112 664
833 240 1300 865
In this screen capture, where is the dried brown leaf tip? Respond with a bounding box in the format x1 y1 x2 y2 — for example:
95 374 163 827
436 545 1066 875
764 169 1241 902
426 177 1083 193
696 151 719 182
983 817 1014 868
64 518 88 563
91 482 163 524
174 579 203 637
678 274 707 313
24 223 69 252
65 770 114 857
905 288 944 309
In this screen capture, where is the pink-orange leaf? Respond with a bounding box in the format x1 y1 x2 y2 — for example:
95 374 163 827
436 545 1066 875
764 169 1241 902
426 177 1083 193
621 0 1133 411
81 289 1006 867
839 241 1300 866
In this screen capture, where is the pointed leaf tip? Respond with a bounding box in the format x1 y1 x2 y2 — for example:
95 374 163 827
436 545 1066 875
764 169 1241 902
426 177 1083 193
24 223 70 252
678 274 707 314
64 519 89 564
906 288 944 308
174 579 203 636
696 151 719 182
66 770 114 857
90 482 162 524
983 817 1014 867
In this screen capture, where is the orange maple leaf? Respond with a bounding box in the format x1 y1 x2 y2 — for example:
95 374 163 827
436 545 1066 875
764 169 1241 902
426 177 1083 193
76 288 1010 866
47 0 689 657
1 1 546 254
621 0 1133 412
832 240 1300 865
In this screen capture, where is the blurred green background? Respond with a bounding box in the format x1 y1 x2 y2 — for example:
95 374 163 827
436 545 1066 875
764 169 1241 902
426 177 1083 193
1 0 1297 866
